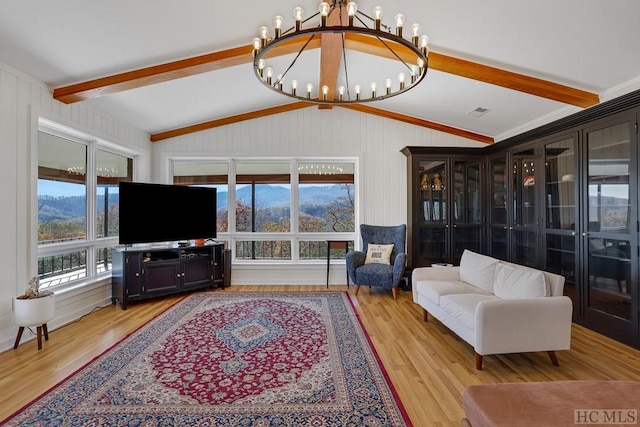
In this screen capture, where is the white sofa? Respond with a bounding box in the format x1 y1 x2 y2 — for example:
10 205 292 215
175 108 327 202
412 249 573 369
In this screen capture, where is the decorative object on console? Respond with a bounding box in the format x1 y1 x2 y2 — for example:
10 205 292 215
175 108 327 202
2 292 412 426
252 1 429 105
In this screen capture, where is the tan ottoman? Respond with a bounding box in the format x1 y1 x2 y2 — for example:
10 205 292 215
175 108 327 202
462 380 640 426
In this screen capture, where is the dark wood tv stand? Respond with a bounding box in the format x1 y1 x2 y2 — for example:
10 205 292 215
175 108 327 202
111 243 229 310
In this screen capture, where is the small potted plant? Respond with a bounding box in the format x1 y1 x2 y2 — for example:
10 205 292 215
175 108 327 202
14 276 55 349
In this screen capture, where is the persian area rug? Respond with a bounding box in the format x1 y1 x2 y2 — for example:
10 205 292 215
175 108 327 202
2 291 412 426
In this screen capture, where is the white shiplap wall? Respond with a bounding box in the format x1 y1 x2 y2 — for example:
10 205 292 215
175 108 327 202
153 107 487 285
0 61 151 351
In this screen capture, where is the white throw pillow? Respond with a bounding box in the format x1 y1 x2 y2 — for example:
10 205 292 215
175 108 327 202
365 244 394 265
459 249 498 292
493 262 547 299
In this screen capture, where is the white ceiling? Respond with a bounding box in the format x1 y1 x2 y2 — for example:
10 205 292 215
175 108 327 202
2 0 640 143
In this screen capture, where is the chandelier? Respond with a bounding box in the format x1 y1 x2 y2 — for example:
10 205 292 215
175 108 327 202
252 1 429 105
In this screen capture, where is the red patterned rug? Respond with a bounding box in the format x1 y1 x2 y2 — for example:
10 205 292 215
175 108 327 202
1 291 412 426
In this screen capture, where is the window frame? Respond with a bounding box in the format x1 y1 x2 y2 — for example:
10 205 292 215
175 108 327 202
168 157 358 264
35 118 141 292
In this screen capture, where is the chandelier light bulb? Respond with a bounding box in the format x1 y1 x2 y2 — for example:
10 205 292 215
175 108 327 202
338 85 345 100
355 84 361 100
322 85 329 100
265 67 273 85
385 78 392 95
291 79 298 95
252 37 261 56
257 59 265 77
293 6 304 30
273 15 284 38
398 72 406 90
371 82 377 98
395 13 405 36
372 6 383 30
420 34 430 55
411 23 421 45
319 2 330 25
259 25 269 41
347 2 358 25
277 74 284 90
306 82 313 99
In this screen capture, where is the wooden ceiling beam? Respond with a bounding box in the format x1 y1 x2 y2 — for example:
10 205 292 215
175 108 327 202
317 6 347 109
341 104 494 144
150 102 314 142
52 39 321 103
343 33 598 108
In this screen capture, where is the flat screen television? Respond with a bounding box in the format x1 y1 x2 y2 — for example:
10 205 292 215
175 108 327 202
119 181 217 245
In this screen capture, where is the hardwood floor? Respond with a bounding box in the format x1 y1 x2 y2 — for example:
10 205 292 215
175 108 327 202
2 285 640 425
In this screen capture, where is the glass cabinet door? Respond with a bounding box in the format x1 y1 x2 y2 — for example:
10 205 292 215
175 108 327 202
543 134 578 313
512 147 538 267
417 160 447 265
488 157 508 260
452 160 481 262
584 120 634 325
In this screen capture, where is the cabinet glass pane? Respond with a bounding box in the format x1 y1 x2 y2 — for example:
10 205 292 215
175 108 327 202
419 161 446 223
513 149 536 227
588 237 631 320
490 159 507 225
546 234 576 302
545 138 575 230
587 123 630 234
513 230 537 267
418 226 446 265
488 227 508 260
453 227 481 261
454 162 481 224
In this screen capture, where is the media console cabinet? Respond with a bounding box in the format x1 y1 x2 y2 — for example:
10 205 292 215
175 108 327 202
111 243 229 310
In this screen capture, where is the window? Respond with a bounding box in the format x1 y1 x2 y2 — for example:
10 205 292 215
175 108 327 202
37 121 134 289
171 159 357 263
173 162 229 232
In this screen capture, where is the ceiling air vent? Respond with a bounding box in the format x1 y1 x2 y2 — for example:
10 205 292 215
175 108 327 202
467 107 490 117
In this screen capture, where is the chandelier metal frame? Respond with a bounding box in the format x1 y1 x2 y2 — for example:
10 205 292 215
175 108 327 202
252 1 429 105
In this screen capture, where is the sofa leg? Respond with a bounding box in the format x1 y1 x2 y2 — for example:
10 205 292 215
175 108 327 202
354 285 361 296
548 351 559 367
392 288 397 300
423 309 428 322
475 353 483 370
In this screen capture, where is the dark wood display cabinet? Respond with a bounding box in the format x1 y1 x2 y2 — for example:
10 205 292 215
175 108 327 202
402 147 483 269
112 243 228 309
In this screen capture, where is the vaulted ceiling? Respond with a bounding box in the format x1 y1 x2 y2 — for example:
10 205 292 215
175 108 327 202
1 1 639 145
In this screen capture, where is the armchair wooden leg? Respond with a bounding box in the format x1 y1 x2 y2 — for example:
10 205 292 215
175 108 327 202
354 285 361 296
392 288 397 300
475 353 483 370
548 350 559 367
423 309 429 322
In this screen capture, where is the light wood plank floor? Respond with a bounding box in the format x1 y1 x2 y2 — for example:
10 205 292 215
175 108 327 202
2 285 640 426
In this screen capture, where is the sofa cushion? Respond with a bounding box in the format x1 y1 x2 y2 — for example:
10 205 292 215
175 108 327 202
459 250 499 293
416 280 492 305
365 243 394 265
494 262 547 299
440 294 499 331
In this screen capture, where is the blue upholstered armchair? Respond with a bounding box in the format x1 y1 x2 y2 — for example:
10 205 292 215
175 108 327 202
346 224 407 300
